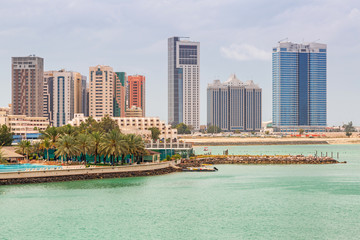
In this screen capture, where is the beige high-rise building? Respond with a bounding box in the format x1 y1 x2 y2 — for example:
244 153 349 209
73 72 84 114
89 65 114 117
12 55 44 117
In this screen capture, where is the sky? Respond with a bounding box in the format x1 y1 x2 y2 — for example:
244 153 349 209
0 0 359 126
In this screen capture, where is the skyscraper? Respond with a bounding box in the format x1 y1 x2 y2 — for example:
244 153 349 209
89 65 114 117
272 41 327 132
114 72 127 117
12 55 44 117
43 71 54 124
128 75 145 117
168 37 200 130
81 76 88 116
207 74 262 132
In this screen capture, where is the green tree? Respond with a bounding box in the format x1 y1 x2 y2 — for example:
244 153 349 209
31 142 42 159
0 125 13 146
100 130 123 165
0 147 8 164
149 127 161 140
176 123 191 134
77 133 92 164
41 139 51 161
343 121 355 138
89 131 103 164
17 140 31 159
99 115 119 133
127 134 145 163
299 128 304 135
207 125 221 134
55 135 80 162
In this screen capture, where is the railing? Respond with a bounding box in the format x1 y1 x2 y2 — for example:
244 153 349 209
145 141 193 149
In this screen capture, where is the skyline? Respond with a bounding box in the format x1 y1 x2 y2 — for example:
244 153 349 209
0 0 360 126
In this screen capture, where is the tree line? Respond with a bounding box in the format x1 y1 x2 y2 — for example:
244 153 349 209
16 116 147 165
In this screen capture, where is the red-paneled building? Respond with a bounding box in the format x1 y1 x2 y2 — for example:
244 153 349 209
128 75 145 117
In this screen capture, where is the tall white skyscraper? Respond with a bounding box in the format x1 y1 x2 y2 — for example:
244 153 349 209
168 37 200 130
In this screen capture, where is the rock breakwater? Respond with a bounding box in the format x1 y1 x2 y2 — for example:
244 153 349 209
179 155 342 167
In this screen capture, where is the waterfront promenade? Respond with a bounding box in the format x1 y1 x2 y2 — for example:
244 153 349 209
0 161 180 185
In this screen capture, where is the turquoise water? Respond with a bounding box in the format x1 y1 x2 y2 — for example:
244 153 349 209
1 144 360 239
0 163 62 172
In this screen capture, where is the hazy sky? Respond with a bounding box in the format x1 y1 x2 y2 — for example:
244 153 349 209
0 0 359 126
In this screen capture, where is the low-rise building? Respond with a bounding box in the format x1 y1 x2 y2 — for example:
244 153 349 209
68 113 177 140
125 106 143 118
0 112 50 142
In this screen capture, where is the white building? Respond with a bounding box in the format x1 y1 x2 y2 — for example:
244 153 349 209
0 111 49 138
68 114 177 140
168 37 200 130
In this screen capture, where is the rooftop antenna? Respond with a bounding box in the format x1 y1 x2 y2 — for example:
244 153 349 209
278 37 288 43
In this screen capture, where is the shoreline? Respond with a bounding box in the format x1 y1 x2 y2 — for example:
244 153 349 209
0 167 180 185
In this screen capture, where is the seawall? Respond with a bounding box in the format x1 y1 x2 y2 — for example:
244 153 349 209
0 161 181 185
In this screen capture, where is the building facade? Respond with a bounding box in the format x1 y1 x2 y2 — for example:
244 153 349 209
53 70 75 127
43 71 54 125
207 74 262 132
68 113 177 140
12 56 44 117
272 41 327 132
128 75 145 117
114 72 127 117
89 65 114 117
81 76 88 116
0 110 49 141
168 37 200 130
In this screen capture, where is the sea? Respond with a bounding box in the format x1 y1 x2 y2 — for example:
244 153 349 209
0 144 359 240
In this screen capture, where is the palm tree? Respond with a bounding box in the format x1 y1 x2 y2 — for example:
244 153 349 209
126 134 145 164
77 133 92 164
100 130 122 165
41 127 59 160
17 140 31 159
89 131 103 164
119 134 129 164
55 135 80 163
31 142 42 159
41 139 51 161
59 124 77 136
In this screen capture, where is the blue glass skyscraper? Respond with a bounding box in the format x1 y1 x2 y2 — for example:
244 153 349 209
272 42 327 132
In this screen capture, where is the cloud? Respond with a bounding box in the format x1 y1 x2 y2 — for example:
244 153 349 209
220 44 271 61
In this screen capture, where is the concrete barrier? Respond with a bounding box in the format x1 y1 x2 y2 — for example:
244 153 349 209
0 161 176 180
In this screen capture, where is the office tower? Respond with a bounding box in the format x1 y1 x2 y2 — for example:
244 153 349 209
11 55 44 117
128 75 145 117
53 70 75 127
114 72 127 117
89 65 114 117
85 88 89 117
272 41 327 132
73 72 86 114
81 76 88 116
168 37 200 130
43 71 54 125
207 74 262 132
